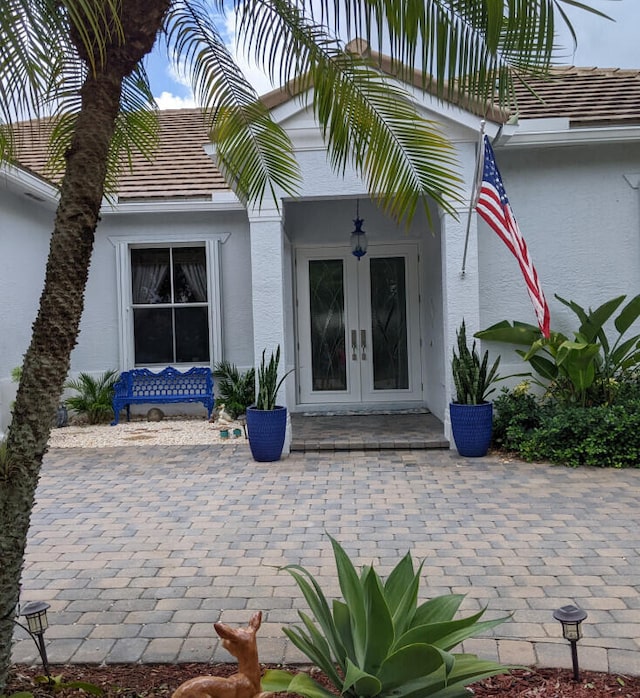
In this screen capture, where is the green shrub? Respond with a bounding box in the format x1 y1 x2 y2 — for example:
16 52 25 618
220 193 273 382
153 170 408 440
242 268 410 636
520 403 640 468
493 376 640 467
64 370 119 424
212 360 255 418
492 384 544 452
262 536 509 698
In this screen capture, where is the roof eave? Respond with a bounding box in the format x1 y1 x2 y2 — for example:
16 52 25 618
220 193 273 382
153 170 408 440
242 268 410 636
498 119 640 148
1 163 59 206
101 190 244 215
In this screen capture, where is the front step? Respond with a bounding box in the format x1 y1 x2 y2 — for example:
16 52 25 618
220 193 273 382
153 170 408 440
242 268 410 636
289 412 449 451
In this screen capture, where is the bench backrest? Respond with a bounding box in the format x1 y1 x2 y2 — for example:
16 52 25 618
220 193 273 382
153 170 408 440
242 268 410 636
114 367 213 398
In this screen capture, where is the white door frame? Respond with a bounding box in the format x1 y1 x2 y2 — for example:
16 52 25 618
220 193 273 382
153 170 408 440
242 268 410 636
295 243 423 407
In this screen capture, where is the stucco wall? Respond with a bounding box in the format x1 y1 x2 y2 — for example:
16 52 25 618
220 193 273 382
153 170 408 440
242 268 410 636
478 141 640 376
0 196 255 430
421 204 446 418
0 189 53 433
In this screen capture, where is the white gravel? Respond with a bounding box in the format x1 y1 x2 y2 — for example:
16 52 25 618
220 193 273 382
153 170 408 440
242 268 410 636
47 416 247 448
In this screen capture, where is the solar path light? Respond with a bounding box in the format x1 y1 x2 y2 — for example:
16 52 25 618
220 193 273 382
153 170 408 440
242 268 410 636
553 604 588 681
16 600 51 681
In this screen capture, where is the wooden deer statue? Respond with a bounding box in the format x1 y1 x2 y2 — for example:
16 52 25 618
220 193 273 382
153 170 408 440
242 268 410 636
172 612 271 698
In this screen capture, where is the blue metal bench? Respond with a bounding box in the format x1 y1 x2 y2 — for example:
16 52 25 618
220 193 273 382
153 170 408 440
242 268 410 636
111 367 214 425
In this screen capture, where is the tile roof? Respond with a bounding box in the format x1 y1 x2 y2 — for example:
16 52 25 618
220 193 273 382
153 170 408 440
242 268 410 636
13 109 229 201
512 66 640 125
11 66 640 201
116 109 228 200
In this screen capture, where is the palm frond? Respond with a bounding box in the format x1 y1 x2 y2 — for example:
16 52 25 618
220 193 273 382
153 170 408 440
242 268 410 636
165 0 301 206
296 0 611 107
0 0 129 168
235 0 461 222
105 64 159 195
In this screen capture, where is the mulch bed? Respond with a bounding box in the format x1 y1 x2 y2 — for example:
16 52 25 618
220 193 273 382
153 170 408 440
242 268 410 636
5 663 640 697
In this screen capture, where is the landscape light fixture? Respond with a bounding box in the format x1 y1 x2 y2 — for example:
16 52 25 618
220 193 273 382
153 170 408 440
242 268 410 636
350 200 368 260
17 600 51 680
553 604 587 681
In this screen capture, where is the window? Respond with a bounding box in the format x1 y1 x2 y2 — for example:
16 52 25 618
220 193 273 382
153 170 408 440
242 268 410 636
131 246 210 365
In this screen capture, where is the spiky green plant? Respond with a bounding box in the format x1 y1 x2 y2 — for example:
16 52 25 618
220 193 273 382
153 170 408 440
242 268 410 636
64 370 119 424
255 346 293 411
452 321 501 405
262 536 510 698
212 360 255 418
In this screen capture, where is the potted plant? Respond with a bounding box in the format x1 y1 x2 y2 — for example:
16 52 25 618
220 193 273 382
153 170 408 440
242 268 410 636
246 346 293 462
450 320 501 457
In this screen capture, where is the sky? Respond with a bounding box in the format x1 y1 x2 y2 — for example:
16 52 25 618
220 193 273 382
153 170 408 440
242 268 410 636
146 0 640 109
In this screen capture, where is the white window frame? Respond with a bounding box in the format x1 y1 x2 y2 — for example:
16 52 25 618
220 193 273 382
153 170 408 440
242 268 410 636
110 232 229 370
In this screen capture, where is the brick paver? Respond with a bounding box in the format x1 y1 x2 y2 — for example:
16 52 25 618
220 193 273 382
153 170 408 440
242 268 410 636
11 444 640 676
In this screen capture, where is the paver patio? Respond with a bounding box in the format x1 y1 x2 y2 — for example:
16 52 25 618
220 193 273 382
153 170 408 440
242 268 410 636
12 444 640 675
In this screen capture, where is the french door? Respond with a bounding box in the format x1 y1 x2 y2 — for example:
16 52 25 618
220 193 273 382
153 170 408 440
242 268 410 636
296 244 422 405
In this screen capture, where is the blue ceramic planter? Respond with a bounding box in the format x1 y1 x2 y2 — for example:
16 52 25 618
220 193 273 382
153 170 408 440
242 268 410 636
246 405 287 462
450 402 493 457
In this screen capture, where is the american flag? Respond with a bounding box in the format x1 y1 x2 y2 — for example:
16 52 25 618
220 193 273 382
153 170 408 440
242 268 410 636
476 135 550 338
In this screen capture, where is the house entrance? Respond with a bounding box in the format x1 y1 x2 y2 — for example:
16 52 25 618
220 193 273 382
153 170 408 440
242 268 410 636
295 244 422 406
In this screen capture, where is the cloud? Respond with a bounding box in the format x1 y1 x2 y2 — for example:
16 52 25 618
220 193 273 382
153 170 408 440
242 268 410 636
222 8 279 96
155 91 197 110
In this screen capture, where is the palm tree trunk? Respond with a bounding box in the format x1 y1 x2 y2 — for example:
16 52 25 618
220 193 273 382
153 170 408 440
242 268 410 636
0 2 170 690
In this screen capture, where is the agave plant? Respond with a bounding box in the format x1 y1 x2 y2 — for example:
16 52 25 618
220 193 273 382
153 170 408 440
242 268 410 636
212 361 255 419
64 370 119 424
452 320 501 405
262 536 510 698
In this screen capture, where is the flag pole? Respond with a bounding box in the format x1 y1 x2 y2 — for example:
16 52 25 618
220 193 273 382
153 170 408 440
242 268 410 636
460 120 486 276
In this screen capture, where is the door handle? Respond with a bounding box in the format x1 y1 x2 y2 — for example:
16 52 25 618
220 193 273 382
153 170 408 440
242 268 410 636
361 329 367 360
351 329 358 360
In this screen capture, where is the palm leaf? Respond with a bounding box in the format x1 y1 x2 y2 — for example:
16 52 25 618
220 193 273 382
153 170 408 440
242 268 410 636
234 0 461 223
165 0 300 206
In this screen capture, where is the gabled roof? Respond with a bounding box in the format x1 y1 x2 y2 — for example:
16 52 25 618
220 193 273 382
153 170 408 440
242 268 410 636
10 64 640 202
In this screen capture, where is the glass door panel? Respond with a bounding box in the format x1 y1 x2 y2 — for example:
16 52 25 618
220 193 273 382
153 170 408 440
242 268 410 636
309 259 347 391
369 257 408 390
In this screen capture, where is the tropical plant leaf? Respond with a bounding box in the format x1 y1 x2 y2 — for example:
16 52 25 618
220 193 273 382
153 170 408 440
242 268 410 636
362 567 394 673
377 643 445 688
342 658 382 698
413 594 465 627
614 294 640 334
261 669 337 698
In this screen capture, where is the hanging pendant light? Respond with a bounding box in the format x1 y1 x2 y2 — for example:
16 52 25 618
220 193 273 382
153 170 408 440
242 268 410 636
350 200 368 260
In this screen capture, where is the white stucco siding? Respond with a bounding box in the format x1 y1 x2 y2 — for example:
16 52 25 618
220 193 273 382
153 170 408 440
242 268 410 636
217 220 253 368
70 228 120 374
0 189 53 432
293 150 368 199
477 141 640 374
421 203 446 419
0 190 52 366
285 198 422 247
